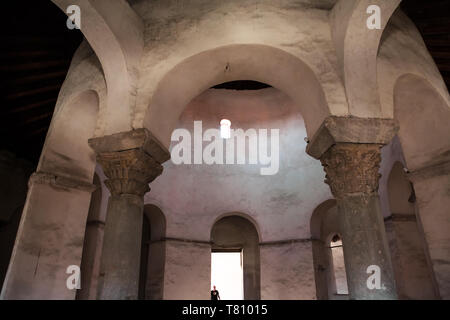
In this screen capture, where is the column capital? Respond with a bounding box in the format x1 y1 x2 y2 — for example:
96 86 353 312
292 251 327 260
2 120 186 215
97 149 163 196
306 116 398 159
89 129 170 197
320 143 382 199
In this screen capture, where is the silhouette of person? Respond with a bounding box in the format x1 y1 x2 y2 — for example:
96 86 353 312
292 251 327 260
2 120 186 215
211 285 221 300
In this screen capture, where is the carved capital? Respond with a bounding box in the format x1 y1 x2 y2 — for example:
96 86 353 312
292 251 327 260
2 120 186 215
89 129 170 197
97 149 163 197
320 143 382 198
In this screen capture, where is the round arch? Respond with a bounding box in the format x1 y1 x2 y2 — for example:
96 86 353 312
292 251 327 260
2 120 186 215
144 44 331 149
310 199 349 300
393 73 450 298
51 0 143 134
139 204 167 300
387 161 415 216
38 90 100 182
210 214 261 300
394 73 450 171
211 211 261 243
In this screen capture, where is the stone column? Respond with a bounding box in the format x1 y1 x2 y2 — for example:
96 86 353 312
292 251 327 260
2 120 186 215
89 129 170 300
320 143 397 299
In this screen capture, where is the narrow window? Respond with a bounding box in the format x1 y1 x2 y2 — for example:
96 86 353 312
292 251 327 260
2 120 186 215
330 235 348 295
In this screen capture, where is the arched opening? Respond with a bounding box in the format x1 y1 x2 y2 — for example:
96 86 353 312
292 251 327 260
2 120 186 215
310 200 349 300
387 162 415 216
394 74 450 171
394 74 450 298
385 161 437 299
138 204 166 300
210 215 260 300
328 234 348 296
38 90 100 180
143 44 332 300
144 44 331 150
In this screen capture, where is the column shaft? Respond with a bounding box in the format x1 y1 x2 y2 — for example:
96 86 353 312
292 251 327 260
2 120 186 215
98 194 143 300
321 143 397 299
337 194 396 299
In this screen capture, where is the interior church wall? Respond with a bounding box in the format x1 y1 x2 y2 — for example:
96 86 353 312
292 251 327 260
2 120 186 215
378 139 438 299
129 0 348 146
260 241 316 300
6 0 445 300
163 240 211 300
145 87 331 299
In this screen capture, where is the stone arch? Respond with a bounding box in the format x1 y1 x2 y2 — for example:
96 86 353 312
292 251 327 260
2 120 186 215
139 204 166 300
331 0 401 117
385 160 437 300
211 211 261 243
51 0 144 134
393 73 450 299
394 74 450 171
387 161 415 216
210 214 260 300
377 9 450 119
38 90 100 181
144 44 331 149
310 200 348 300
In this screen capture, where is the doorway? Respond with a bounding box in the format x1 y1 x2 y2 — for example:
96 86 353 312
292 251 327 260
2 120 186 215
211 250 244 300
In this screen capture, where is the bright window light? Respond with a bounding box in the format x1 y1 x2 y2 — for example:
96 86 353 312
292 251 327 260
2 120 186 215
211 251 243 300
220 119 231 139
330 238 349 295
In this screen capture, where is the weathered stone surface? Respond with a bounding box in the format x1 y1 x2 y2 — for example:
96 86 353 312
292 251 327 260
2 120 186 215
320 143 383 199
97 194 144 300
320 143 397 300
90 130 169 300
29 171 97 193
338 194 397 300
260 241 316 300
88 129 170 165
164 240 211 300
96 149 163 196
307 117 398 159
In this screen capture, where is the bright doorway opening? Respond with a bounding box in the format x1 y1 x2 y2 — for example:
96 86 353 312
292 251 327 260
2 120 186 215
211 251 244 300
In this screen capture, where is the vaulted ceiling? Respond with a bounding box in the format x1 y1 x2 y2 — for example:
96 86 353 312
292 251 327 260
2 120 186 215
401 0 450 90
0 0 448 166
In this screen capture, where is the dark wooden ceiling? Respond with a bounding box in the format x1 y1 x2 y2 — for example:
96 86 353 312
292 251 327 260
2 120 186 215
0 1 82 165
401 0 450 90
0 0 448 166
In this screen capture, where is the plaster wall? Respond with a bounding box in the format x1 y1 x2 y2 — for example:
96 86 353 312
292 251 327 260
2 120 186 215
145 87 330 299
163 240 211 300
413 174 450 299
260 241 316 300
130 0 348 147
